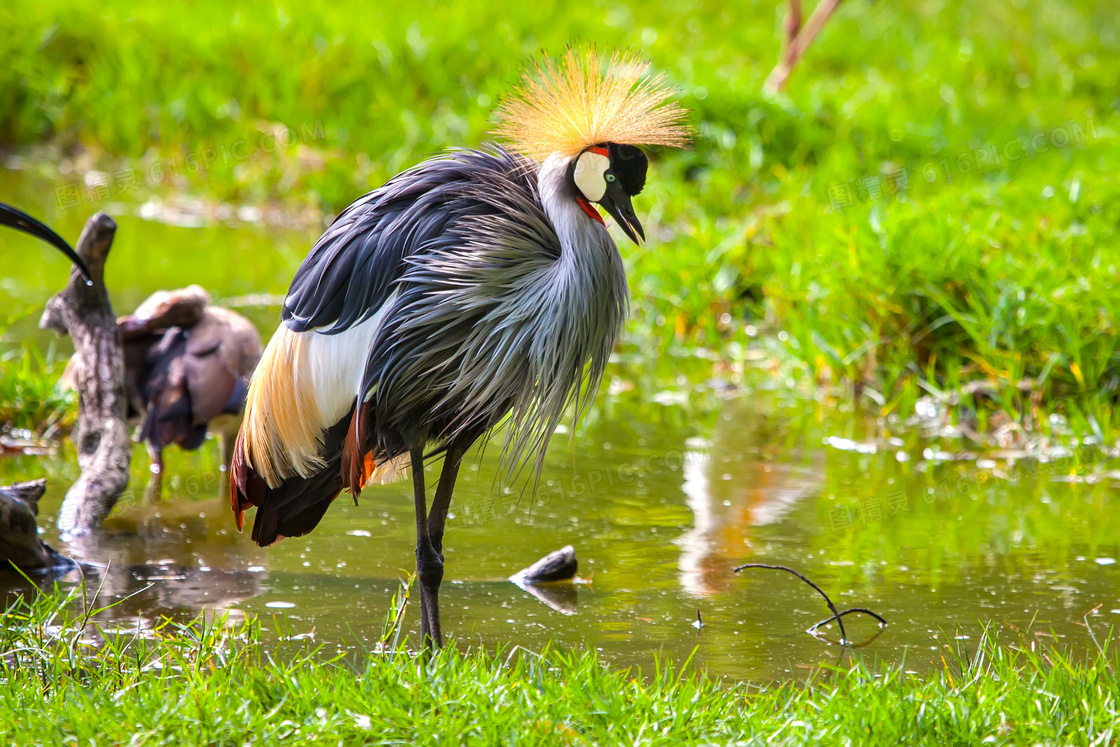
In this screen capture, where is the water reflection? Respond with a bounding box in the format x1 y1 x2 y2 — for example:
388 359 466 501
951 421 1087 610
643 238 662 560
511 580 580 615
1 381 1119 681
676 431 823 596
2 472 265 632
65 522 261 626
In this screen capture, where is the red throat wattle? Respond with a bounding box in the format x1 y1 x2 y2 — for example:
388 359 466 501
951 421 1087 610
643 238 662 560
576 196 605 225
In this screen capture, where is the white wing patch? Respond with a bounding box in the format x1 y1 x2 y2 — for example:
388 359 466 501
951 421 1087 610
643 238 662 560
242 291 398 487
305 289 397 424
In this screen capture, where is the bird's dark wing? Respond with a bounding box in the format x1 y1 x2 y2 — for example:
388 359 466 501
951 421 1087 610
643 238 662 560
281 146 549 334
139 329 210 451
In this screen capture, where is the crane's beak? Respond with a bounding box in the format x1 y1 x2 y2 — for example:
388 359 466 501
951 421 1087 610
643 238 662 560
598 182 645 246
0 203 93 284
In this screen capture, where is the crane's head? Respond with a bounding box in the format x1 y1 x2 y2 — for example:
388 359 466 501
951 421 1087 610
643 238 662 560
494 47 689 245
569 143 648 244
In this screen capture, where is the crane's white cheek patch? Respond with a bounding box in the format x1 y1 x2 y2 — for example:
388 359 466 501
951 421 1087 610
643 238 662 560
574 151 610 202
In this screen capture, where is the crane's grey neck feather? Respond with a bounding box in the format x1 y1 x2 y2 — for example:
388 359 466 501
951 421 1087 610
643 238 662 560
491 154 629 476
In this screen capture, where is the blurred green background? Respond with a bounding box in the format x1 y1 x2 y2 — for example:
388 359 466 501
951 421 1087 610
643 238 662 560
0 0 1116 435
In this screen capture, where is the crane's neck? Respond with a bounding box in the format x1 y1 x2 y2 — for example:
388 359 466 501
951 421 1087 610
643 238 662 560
523 152 628 456
533 150 630 356
537 154 618 266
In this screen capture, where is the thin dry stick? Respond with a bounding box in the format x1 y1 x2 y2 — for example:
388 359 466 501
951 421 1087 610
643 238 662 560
764 0 844 93
782 0 803 66
734 563 887 645
734 563 850 643
806 607 888 634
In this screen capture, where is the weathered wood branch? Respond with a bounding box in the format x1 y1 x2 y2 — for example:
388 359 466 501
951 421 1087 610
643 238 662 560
40 214 131 536
0 479 74 572
764 0 843 93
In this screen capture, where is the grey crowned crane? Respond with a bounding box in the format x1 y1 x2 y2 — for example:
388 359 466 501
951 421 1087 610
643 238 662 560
230 49 689 647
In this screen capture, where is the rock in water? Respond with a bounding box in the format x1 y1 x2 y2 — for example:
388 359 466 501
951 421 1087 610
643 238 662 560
509 545 580 615
509 545 578 584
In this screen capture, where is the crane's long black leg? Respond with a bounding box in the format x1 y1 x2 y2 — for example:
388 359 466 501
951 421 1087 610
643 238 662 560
410 447 443 648
414 440 469 649
427 439 468 558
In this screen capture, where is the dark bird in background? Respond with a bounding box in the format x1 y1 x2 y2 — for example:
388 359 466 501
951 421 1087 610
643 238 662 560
62 285 264 473
0 203 260 485
231 48 689 647
0 203 262 472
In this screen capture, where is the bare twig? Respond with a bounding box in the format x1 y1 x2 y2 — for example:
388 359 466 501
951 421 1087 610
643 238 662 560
734 563 887 645
735 562 851 643
764 0 844 93
782 0 803 67
806 607 888 634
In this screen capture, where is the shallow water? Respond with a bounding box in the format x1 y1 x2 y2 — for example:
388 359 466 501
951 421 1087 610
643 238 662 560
2 170 1120 682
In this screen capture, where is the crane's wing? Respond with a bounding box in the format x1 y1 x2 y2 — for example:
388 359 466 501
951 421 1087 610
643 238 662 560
282 147 553 334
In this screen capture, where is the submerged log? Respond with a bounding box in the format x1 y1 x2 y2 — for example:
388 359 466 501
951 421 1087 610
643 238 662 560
509 545 578 584
0 479 74 572
40 214 131 536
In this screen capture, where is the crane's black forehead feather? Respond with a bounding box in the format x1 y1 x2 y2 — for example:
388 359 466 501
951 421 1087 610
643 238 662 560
608 143 647 197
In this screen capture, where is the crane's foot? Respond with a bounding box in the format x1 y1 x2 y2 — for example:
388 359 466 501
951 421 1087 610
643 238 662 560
416 544 444 648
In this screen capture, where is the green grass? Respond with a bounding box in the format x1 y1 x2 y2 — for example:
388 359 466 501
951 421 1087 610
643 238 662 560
2 581 1118 745
1 0 1118 433
0 340 73 435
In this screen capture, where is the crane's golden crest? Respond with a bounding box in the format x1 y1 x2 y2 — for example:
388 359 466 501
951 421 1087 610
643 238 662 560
493 47 690 162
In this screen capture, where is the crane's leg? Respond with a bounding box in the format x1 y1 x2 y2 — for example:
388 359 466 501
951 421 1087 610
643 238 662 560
219 431 236 473
427 439 468 558
410 447 443 648
410 440 470 649
148 443 164 475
